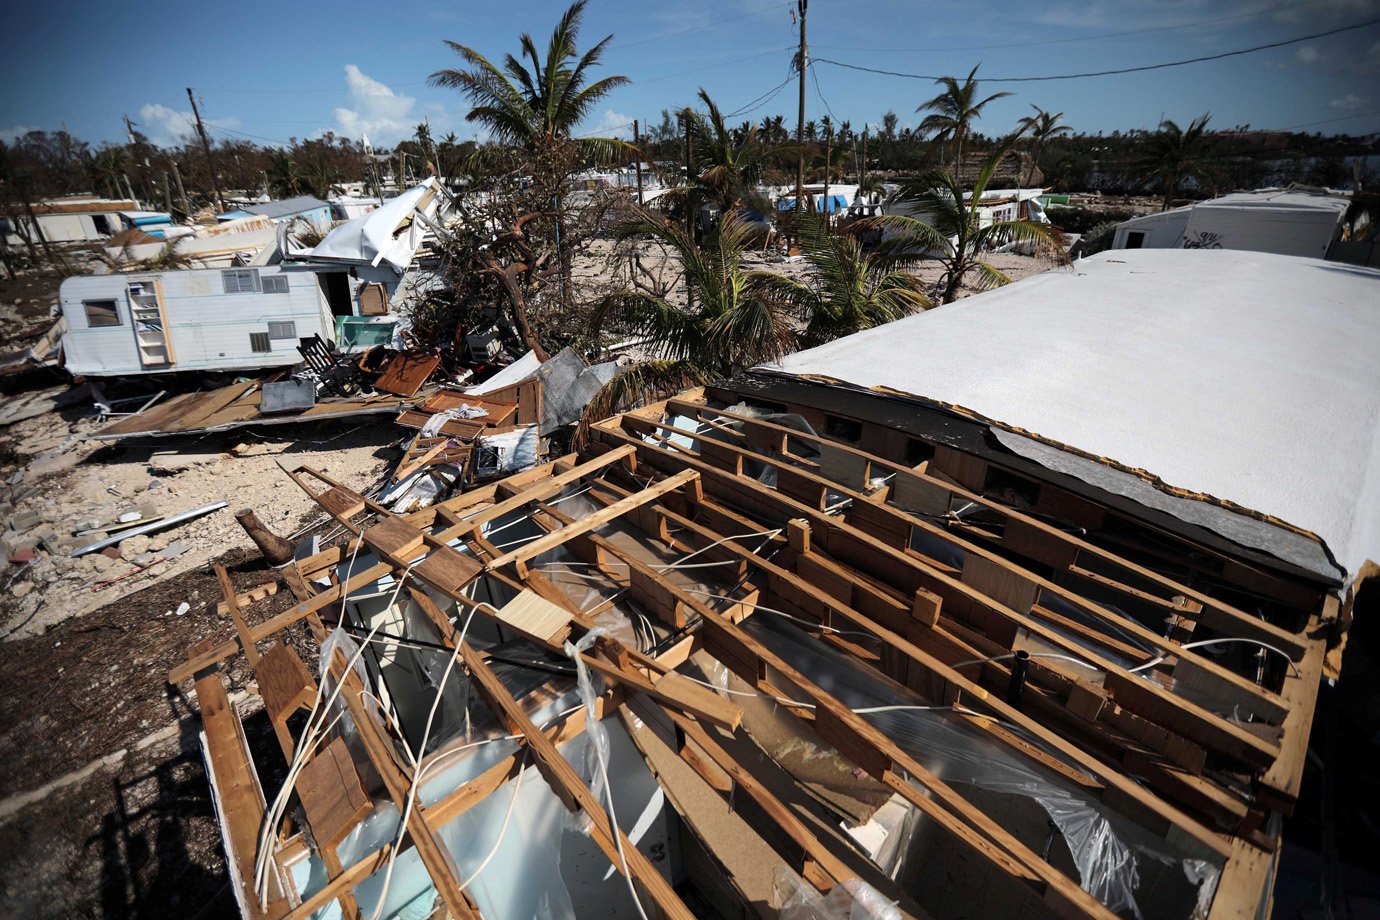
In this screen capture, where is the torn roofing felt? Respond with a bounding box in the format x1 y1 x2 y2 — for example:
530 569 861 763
758 249 1380 588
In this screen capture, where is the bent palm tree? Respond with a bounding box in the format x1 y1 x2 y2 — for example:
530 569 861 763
916 66 1011 181
786 214 931 346
1140 114 1212 211
1016 106 1072 188
879 144 1067 304
582 209 802 426
428 0 629 158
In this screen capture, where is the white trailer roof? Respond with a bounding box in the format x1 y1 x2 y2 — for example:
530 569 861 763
760 249 1380 586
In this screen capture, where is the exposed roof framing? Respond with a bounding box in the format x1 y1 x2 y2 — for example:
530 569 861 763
172 387 1333 920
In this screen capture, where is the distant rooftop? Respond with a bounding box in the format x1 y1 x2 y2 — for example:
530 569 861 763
230 196 328 220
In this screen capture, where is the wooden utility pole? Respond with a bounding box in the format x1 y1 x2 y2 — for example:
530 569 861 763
860 130 868 196
632 119 644 205
161 172 174 214
122 173 138 207
682 108 694 238
171 159 192 219
823 127 831 226
794 0 807 214
186 87 225 212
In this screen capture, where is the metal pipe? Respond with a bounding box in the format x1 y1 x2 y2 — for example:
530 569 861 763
71 501 228 557
1006 649 1031 708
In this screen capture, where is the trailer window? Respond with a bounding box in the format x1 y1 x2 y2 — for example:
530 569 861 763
267 321 297 340
261 274 290 294
83 299 122 327
249 332 272 353
222 268 261 294
1124 230 1147 249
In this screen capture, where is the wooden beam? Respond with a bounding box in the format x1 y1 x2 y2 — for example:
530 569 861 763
483 468 699 572
459 644 698 920
596 420 1281 775
582 472 1232 860
667 396 1310 661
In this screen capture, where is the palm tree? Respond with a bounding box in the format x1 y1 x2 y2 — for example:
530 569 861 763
428 0 629 158
583 209 802 424
1140 114 1212 211
786 214 931 346
1016 106 1071 188
687 88 795 216
804 120 818 142
916 66 1011 181
878 143 1066 304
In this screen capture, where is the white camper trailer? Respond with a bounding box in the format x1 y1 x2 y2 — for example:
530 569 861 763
1111 188 1350 259
59 266 360 377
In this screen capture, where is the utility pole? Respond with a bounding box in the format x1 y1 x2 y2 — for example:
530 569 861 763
171 159 192 219
122 173 138 207
161 172 173 214
682 108 694 238
860 129 868 196
632 119 644 205
823 126 831 226
186 87 225 212
794 0 807 214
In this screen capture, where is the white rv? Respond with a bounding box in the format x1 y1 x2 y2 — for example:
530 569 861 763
1111 188 1350 259
58 266 363 377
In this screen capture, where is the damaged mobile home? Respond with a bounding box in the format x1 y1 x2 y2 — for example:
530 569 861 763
57 180 451 377
173 248 1376 919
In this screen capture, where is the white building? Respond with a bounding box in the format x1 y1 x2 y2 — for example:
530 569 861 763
59 266 354 377
2 197 137 246
1111 188 1350 259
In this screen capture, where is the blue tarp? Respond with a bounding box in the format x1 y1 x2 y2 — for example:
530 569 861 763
776 194 850 214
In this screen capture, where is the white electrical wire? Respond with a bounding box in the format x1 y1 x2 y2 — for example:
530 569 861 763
254 556 421 907
949 651 1101 672
1128 637 1302 677
369 599 486 920
688 591 882 644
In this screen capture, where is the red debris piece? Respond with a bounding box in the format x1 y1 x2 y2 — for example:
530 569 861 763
100 547 122 561
8 548 37 565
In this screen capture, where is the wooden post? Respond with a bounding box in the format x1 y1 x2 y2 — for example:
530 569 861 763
633 119 644 206
186 87 225 212
171 159 192 219
235 508 295 566
795 0 808 214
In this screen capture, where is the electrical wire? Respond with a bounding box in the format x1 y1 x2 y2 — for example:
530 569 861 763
950 651 1101 672
812 16 1380 83
1127 637 1302 677
810 0 1339 54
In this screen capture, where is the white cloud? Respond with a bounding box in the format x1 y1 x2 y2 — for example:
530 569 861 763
138 103 241 146
1294 45 1320 65
1329 93 1366 109
587 109 633 139
1 125 39 144
332 65 418 145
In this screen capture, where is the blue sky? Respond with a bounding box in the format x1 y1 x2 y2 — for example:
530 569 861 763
3 0 1378 149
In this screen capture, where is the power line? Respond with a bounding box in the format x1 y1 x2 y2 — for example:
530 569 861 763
726 74 795 119
810 0 1334 54
1277 109 1380 131
609 2 784 50
638 45 796 84
808 62 837 123
813 16 1380 83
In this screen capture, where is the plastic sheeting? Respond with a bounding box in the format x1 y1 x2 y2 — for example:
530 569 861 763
740 615 1223 919
775 866 902 920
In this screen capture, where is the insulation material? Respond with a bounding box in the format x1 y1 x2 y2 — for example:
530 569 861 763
742 615 1223 919
775 866 901 920
760 249 1380 586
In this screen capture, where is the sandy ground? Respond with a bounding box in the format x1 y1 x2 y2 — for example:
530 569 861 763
0 412 395 640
